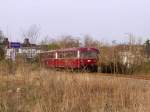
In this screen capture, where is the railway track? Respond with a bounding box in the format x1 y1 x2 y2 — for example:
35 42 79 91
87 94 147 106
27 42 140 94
53 69 150 80
95 73 150 80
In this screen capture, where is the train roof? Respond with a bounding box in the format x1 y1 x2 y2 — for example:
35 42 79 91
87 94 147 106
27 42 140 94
40 47 99 53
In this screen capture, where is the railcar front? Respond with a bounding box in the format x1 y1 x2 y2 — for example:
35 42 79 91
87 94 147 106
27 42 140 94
78 48 99 72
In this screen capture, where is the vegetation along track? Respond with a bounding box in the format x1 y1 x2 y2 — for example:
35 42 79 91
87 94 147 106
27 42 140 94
93 73 150 81
51 69 150 80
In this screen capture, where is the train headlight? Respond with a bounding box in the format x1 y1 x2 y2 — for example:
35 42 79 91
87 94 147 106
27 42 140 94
87 60 91 62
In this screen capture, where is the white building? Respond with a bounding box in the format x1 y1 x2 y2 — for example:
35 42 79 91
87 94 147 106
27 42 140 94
5 48 41 61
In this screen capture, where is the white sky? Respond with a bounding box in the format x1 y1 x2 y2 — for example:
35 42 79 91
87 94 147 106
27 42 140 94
0 0 150 43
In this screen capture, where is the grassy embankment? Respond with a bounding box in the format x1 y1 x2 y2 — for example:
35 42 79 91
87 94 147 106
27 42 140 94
0 61 150 112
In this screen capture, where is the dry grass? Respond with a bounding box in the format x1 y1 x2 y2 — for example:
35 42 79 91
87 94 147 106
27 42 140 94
0 63 150 112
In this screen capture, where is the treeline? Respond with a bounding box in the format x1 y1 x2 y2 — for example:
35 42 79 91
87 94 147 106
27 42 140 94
0 30 5 60
0 26 150 75
40 35 101 50
40 34 150 74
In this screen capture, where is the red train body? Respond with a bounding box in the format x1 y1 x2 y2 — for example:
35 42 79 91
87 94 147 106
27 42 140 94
40 47 99 72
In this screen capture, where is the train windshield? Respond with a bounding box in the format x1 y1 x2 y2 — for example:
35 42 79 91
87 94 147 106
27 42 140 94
80 50 98 59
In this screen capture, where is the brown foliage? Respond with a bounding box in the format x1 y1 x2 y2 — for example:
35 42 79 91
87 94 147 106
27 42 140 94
0 63 150 112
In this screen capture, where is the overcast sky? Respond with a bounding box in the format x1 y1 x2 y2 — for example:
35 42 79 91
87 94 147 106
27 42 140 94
0 0 150 43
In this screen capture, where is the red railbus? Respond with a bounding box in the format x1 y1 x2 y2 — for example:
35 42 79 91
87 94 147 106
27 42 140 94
40 47 99 72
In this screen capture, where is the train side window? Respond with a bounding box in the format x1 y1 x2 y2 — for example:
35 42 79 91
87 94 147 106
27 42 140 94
52 53 55 58
48 53 51 58
72 51 77 58
58 52 61 58
80 50 98 59
57 51 77 58
65 51 77 58
45 53 49 58
48 52 55 58
58 52 64 58
64 51 70 58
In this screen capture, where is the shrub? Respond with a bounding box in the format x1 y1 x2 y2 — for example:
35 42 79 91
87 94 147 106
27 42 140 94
0 47 4 61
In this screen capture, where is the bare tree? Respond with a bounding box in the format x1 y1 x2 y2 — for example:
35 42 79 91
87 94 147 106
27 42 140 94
144 39 150 59
83 35 100 48
58 35 81 48
0 30 4 43
40 35 59 50
123 33 144 74
22 24 41 44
